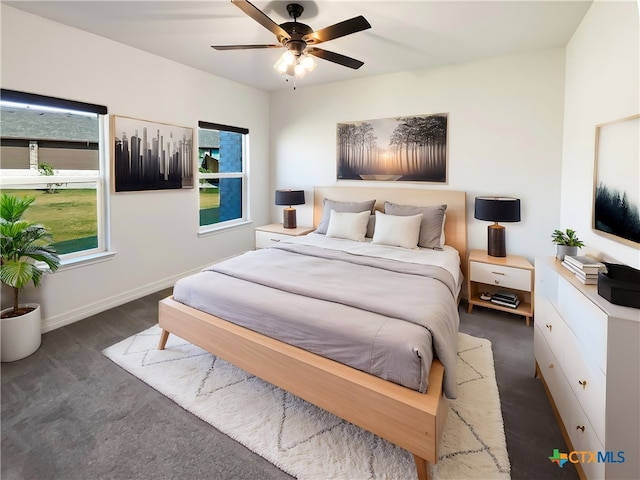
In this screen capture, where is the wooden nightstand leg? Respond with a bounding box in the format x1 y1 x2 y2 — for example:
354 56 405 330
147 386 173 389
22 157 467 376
467 303 473 314
525 316 531 327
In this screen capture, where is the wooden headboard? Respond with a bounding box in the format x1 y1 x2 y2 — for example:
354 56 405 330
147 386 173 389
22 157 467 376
313 186 468 278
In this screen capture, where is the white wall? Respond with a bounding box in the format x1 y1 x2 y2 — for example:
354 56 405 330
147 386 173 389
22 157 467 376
562 0 640 268
270 49 567 261
1 5 271 331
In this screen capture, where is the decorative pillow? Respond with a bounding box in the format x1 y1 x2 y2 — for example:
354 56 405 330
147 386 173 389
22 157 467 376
316 198 376 234
371 211 423 249
384 201 447 249
366 214 376 238
326 210 370 242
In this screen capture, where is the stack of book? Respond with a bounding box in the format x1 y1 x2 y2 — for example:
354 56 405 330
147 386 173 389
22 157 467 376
561 255 605 284
490 290 520 309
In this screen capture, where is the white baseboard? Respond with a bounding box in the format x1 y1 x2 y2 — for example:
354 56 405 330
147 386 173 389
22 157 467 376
41 268 202 333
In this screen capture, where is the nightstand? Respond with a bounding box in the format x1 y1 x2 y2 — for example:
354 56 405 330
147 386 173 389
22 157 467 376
254 223 315 249
467 249 534 326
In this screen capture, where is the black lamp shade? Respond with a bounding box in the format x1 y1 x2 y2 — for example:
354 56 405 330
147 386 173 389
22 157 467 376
474 197 521 257
474 197 521 222
275 190 305 207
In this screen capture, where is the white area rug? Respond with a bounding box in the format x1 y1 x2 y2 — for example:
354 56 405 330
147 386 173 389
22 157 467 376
103 326 510 480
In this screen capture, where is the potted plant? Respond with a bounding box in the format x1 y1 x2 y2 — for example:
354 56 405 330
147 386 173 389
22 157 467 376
1 193 60 362
551 228 585 261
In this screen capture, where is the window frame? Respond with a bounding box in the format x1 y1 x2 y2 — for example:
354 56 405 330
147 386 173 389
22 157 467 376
197 121 249 234
0 89 111 267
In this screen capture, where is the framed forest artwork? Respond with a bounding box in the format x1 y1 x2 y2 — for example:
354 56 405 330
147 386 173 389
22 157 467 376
593 114 640 246
336 113 448 183
111 115 194 192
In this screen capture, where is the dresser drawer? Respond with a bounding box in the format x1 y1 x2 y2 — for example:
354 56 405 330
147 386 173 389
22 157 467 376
255 230 292 248
564 330 606 444
567 401 605 480
534 294 566 366
535 259 559 307
535 328 573 421
557 276 607 373
470 261 532 291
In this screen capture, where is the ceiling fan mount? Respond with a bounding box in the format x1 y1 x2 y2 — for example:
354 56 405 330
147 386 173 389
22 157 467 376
211 0 372 73
277 4 314 55
285 3 304 21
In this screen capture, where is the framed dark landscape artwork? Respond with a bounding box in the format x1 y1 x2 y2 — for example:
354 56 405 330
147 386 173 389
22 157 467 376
593 114 640 246
336 113 448 182
112 115 194 192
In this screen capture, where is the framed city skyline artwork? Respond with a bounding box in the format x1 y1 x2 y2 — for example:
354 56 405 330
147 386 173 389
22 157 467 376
111 115 194 192
336 113 448 183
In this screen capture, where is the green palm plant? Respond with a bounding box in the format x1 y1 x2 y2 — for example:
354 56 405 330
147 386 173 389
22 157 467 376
1 193 60 317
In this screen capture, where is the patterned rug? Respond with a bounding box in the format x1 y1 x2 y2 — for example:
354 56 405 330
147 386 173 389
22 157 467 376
103 326 510 480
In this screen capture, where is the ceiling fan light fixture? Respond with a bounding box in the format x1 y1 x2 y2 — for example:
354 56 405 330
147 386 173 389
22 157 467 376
273 51 316 78
294 62 307 78
300 54 316 71
294 54 316 77
273 50 295 74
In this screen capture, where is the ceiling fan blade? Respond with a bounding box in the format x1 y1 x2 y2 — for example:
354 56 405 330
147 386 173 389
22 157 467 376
307 48 364 70
303 16 371 45
231 0 290 41
212 44 282 50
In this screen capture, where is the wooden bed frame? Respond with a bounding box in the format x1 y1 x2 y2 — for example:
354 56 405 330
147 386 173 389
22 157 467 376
158 186 467 480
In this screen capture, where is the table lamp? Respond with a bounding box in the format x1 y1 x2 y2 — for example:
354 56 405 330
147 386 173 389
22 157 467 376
474 197 521 257
275 189 305 229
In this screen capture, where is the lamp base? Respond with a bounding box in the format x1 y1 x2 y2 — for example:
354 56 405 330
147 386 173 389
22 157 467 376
487 223 506 257
283 208 297 229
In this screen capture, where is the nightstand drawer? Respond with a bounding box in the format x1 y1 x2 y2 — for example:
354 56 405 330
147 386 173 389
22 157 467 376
470 261 532 291
255 230 291 248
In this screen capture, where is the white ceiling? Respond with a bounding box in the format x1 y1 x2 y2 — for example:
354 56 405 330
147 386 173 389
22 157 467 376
5 0 593 92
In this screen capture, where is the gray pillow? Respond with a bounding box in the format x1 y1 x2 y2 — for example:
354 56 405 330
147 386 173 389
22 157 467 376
316 198 376 234
383 201 447 249
365 214 376 238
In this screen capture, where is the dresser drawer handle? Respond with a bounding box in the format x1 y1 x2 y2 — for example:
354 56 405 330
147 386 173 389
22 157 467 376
491 271 505 275
546 324 552 332
579 380 587 389
576 425 585 432
270 238 281 242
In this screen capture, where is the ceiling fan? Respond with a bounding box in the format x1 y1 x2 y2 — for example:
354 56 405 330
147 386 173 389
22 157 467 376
212 0 371 77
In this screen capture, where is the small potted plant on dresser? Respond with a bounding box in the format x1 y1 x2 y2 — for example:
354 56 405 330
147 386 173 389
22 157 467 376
551 228 585 261
1 193 60 362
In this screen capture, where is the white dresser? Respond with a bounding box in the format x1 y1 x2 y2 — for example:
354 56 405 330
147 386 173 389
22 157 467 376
534 257 639 480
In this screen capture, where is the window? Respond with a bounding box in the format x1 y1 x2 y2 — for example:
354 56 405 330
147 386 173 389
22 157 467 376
197 121 248 231
0 89 108 262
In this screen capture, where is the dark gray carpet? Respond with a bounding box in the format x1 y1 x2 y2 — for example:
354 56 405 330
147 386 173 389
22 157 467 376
2 288 579 479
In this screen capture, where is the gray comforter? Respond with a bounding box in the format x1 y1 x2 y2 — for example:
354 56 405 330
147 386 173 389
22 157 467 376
173 242 460 397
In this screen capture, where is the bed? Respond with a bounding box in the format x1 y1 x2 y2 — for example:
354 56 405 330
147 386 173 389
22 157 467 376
158 186 467 480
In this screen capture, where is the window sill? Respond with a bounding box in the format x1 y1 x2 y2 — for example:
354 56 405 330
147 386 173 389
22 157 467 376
58 250 117 271
198 220 253 237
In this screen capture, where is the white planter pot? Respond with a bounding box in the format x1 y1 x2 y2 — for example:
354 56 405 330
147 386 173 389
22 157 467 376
1 303 42 362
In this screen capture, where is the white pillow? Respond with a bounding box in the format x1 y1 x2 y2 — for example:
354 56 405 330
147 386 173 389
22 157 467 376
372 211 423 249
326 210 370 242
